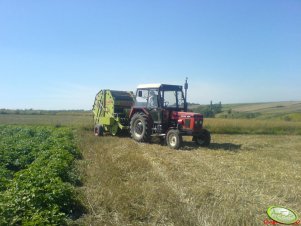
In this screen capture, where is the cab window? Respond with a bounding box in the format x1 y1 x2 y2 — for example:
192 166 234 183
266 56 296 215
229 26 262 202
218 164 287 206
135 89 148 107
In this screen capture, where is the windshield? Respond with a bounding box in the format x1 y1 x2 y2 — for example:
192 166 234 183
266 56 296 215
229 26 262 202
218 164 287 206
163 90 184 108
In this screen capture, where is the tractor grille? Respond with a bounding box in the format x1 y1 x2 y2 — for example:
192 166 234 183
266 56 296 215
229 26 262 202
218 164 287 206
194 119 203 129
185 119 190 127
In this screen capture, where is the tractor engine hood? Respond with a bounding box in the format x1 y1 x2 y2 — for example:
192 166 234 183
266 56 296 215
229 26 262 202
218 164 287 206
171 111 203 120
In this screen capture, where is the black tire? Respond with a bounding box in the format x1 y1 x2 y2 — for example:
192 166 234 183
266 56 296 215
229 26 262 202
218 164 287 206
166 129 182 149
159 136 166 145
94 125 104 136
194 129 211 146
130 112 152 142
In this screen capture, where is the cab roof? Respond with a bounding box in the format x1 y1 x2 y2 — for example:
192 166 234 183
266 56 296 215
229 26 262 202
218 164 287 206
136 84 161 89
137 84 182 91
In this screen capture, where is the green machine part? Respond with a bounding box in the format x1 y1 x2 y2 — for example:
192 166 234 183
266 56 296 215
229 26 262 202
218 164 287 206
92 89 134 135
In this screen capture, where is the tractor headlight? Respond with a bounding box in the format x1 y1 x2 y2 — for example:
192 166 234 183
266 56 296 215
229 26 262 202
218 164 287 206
195 120 203 126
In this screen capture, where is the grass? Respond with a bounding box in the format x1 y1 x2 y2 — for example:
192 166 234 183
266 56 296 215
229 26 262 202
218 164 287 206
74 132 301 225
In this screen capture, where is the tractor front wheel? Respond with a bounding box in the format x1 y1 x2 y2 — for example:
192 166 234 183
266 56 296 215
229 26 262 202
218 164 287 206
166 129 182 149
194 129 211 146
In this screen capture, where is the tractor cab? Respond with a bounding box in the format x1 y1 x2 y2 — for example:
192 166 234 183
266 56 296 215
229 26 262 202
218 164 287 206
133 84 186 125
135 84 185 110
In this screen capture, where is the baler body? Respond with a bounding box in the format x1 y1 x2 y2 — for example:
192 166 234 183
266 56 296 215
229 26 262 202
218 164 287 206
93 90 134 135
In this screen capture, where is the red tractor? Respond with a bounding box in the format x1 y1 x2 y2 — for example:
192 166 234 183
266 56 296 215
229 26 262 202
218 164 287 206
129 79 211 149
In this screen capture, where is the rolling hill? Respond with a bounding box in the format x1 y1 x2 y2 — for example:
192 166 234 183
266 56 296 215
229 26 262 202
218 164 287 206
190 101 301 121
222 101 301 114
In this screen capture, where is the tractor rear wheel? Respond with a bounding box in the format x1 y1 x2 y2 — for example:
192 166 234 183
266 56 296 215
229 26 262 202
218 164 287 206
94 124 104 136
166 129 182 149
194 129 211 146
130 112 151 142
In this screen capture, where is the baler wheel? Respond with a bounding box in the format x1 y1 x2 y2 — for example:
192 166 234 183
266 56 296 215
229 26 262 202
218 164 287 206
94 125 104 136
110 123 119 136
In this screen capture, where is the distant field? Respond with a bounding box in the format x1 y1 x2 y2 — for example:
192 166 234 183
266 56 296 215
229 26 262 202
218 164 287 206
1 111 301 135
205 118 301 135
0 113 92 127
218 101 301 121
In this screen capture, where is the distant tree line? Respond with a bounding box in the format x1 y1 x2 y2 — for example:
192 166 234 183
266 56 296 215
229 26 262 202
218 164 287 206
221 110 261 119
192 101 222 117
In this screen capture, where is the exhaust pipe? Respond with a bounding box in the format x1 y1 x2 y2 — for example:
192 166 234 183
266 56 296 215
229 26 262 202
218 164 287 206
184 77 188 112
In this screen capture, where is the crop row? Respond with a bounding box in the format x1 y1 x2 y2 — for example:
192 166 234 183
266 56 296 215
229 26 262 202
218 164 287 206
0 125 82 225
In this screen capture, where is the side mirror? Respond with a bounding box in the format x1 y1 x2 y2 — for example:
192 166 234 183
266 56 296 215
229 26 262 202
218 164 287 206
138 90 142 97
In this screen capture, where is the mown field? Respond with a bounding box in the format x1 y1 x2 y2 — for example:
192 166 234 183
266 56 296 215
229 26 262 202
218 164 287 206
0 109 300 225
74 132 301 226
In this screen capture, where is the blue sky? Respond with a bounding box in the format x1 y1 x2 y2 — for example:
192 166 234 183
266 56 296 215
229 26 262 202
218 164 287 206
0 0 300 110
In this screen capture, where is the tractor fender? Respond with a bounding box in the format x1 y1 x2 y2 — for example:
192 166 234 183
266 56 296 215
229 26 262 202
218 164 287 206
129 107 150 119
